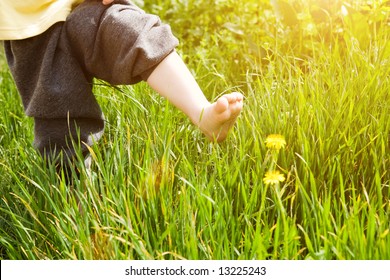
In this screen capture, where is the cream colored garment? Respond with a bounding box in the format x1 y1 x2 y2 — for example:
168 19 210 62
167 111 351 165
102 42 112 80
0 0 82 40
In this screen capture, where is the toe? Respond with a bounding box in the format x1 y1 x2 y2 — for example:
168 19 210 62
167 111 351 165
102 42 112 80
228 92 243 104
230 98 243 115
235 92 244 101
215 96 229 113
222 93 235 103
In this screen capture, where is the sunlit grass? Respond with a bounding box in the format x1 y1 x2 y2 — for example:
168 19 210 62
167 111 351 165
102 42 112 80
1 0 389 260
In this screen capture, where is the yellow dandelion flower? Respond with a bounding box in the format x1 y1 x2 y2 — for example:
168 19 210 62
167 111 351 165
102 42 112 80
263 170 286 186
265 134 286 150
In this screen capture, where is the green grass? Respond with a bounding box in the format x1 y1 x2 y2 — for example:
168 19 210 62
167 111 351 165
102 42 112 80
0 0 389 260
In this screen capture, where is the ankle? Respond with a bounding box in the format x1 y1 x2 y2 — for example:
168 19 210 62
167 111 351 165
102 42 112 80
190 101 211 126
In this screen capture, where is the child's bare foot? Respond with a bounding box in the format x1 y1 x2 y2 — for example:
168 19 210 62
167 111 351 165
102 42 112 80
197 92 243 142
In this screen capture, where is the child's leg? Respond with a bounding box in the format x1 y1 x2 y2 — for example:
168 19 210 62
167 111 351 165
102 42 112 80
147 51 243 142
66 0 242 142
4 23 104 179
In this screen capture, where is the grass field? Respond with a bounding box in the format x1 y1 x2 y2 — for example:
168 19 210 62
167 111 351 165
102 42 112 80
0 0 389 260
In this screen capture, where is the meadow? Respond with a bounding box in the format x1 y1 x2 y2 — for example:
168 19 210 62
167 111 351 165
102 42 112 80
0 0 389 260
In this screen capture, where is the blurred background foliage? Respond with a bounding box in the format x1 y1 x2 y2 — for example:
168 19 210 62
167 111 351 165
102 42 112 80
135 0 390 83
2 0 389 83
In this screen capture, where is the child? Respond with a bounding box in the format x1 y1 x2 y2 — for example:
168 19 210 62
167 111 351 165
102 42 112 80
1 0 243 173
